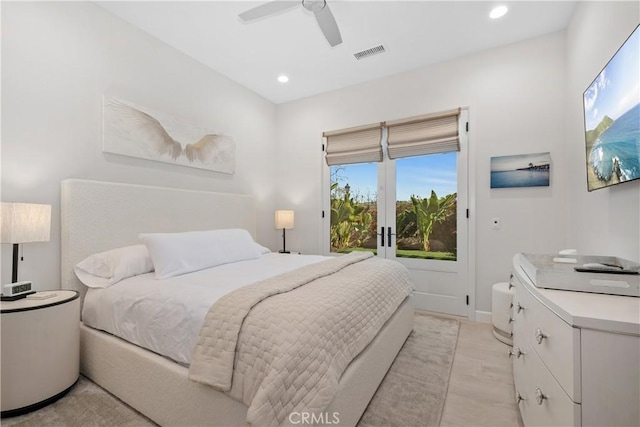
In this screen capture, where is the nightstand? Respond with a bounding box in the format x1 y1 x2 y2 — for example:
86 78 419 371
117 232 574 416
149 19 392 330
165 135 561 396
1 290 80 417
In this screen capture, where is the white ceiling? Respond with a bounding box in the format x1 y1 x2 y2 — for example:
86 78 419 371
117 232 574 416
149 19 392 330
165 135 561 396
98 1 578 104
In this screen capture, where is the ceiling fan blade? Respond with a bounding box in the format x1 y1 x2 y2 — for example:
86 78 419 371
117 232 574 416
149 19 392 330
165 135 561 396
313 3 342 47
239 1 299 22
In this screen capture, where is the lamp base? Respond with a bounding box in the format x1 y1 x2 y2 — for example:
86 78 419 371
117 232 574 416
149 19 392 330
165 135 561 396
278 250 291 254
12 243 19 283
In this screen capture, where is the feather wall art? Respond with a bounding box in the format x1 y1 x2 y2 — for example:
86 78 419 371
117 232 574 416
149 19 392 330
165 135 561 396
103 96 235 174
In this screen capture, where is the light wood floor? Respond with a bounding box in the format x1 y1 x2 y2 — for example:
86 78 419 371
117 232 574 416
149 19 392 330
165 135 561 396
439 316 524 427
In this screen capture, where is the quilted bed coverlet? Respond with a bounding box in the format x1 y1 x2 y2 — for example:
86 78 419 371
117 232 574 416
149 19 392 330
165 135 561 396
188 252 413 425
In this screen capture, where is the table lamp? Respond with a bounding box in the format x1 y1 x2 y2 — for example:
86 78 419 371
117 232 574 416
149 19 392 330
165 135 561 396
1 202 51 283
275 210 294 254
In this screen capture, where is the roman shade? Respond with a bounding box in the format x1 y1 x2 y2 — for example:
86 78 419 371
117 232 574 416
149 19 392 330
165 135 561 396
386 108 461 159
324 123 383 166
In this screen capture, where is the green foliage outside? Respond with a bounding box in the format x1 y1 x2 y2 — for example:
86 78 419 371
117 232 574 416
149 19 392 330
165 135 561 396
330 182 373 250
330 173 457 260
409 191 456 252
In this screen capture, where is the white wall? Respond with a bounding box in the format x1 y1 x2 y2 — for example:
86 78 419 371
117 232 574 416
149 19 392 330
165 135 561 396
564 1 640 261
1 2 278 289
275 32 568 313
5 1 635 315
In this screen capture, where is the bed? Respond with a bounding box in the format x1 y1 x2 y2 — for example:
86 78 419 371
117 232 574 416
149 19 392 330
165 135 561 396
61 179 414 426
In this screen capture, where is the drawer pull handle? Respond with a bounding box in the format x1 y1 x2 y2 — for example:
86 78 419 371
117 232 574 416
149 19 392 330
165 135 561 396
516 391 524 404
508 346 523 358
535 387 547 405
508 315 514 324
508 274 514 290
510 302 514 309
516 302 525 313
535 327 546 344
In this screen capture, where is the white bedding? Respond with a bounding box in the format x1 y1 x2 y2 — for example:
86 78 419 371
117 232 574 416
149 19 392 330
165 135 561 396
82 253 328 365
189 252 414 425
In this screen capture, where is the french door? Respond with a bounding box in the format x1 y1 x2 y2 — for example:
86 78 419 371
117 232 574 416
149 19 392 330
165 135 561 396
323 110 469 316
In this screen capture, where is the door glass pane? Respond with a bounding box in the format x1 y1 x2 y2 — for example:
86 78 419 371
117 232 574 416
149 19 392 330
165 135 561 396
395 153 457 260
329 163 377 254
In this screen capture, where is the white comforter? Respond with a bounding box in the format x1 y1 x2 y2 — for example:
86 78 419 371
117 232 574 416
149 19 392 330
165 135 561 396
82 253 328 365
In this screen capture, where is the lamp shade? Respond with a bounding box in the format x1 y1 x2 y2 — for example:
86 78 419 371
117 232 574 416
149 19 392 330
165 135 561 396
275 210 294 230
1 202 51 243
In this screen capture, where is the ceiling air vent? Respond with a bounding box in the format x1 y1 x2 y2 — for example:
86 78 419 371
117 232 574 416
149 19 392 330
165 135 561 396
353 45 386 60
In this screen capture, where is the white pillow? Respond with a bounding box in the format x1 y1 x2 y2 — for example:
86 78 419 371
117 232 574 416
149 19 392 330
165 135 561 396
74 244 154 288
140 229 262 280
255 243 271 254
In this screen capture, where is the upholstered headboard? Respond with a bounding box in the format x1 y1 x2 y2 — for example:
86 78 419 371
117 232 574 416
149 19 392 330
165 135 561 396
61 179 256 304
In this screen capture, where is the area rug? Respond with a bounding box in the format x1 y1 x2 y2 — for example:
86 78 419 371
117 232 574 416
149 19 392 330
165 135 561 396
3 313 459 427
2 377 155 427
358 312 460 427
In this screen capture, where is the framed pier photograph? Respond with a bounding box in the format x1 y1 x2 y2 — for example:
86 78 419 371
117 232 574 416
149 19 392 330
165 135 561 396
490 152 551 188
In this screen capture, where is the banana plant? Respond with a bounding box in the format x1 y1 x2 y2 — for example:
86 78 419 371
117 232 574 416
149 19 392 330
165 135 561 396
330 182 372 250
353 210 372 247
396 207 417 239
410 191 456 252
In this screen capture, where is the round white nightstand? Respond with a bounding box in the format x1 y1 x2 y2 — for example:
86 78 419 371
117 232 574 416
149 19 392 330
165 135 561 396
1 290 80 417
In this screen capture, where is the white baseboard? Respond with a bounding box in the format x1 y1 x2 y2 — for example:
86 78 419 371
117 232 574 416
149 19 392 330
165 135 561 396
475 310 492 324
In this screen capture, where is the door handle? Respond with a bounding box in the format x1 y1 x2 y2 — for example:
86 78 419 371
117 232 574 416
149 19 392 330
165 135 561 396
380 227 385 247
387 227 392 247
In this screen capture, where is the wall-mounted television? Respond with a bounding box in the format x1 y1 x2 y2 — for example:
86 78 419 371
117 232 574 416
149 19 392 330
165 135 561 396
583 24 640 192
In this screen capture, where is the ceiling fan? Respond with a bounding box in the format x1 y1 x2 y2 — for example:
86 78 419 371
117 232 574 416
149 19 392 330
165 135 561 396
239 0 343 47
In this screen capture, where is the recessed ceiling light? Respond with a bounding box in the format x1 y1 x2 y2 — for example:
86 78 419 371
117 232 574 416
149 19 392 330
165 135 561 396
489 5 508 19
277 75 289 83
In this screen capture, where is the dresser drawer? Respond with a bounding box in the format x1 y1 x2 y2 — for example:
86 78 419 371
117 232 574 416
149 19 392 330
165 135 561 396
514 341 581 427
512 338 532 403
512 274 581 402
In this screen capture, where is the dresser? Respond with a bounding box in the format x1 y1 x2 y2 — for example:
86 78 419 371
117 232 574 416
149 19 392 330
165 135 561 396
511 254 640 427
